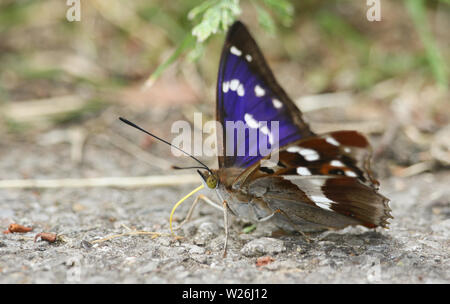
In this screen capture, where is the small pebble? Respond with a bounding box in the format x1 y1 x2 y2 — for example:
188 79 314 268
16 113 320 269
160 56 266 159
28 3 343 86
240 237 286 257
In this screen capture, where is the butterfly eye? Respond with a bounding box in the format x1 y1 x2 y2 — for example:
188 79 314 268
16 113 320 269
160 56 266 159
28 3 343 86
206 175 218 189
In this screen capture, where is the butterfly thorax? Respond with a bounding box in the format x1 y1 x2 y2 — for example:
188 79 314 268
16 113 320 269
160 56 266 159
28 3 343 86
198 167 271 221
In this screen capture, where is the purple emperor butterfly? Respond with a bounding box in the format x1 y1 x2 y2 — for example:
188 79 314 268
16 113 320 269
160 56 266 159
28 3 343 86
120 21 392 256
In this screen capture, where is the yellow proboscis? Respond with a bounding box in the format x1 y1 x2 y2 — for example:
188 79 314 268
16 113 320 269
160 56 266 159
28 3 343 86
169 184 204 236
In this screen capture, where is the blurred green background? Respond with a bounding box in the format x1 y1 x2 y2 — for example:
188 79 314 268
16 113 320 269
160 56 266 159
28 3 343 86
0 0 448 177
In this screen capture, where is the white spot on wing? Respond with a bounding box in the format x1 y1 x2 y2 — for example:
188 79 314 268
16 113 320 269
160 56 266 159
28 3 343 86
297 167 311 175
325 136 340 146
315 203 333 211
261 160 277 168
230 79 239 91
330 160 345 167
286 146 320 161
237 84 245 97
230 46 242 56
286 146 301 153
345 170 358 177
309 178 326 186
222 81 229 93
244 113 259 129
259 124 274 144
272 98 283 109
282 176 337 212
299 148 320 161
311 195 333 204
282 175 328 187
310 195 333 211
344 147 351 153
245 54 252 62
243 115 274 145
254 85 265 97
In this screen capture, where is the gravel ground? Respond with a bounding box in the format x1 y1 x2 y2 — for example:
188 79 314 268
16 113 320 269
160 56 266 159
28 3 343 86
0 138 449 284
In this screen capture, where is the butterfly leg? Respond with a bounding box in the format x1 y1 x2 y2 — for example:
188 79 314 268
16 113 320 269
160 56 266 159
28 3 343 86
174 194 222 230
222 200 229 258
252 208 311 242
270 209 312 243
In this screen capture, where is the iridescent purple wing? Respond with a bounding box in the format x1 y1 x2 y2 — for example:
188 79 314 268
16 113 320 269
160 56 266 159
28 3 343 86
216 21 314 169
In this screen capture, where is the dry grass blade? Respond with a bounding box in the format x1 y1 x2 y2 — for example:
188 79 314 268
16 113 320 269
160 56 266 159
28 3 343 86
394 161 435 178
295 91 354 112
431 124 450 165
311 121 385 134
2 95 87 123
0 174 199 189
91 231 182 244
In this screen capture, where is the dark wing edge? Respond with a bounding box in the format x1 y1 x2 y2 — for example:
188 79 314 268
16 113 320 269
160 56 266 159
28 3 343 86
216 21 314 168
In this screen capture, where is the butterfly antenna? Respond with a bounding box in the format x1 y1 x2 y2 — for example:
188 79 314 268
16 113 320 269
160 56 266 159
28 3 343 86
119 117 212 174
172 166 209 170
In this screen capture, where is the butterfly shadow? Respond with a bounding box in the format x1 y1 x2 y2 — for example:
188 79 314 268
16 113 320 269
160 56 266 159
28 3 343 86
269 225 396 257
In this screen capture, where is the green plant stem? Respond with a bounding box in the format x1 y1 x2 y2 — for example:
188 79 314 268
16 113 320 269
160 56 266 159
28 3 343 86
405 0 448 88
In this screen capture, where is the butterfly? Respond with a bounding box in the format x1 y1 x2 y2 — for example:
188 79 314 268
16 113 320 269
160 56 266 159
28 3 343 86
120 21 392 256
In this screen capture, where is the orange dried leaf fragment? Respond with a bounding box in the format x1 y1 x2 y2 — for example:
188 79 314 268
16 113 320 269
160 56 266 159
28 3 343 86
4 223 33 234
34 233 58 243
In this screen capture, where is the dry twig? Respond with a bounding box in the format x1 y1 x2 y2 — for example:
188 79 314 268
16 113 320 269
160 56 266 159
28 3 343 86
393 161 435 177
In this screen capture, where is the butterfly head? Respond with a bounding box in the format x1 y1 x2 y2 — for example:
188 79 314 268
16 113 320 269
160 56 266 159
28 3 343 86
198 169 219 189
